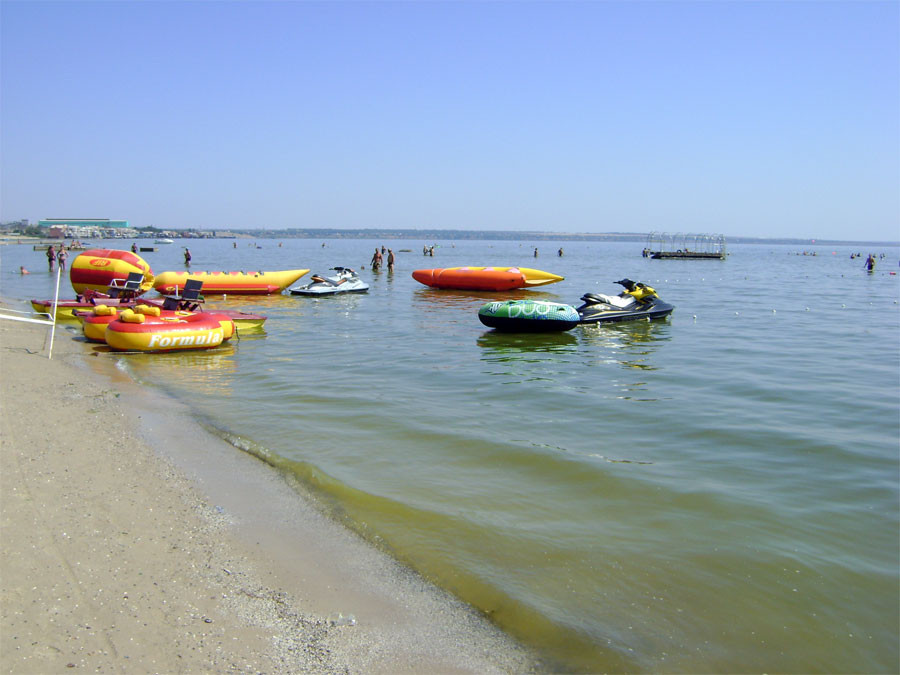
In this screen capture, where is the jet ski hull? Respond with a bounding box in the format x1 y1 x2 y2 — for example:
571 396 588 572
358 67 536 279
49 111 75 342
578 299 674 325
290 285 369 296
289 270 369 296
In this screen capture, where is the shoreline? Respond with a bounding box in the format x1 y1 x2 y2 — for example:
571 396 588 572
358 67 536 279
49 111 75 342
1 318 543 673
3 232 899 247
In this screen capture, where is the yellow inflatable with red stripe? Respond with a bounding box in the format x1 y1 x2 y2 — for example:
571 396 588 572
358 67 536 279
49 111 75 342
104 309 235 352
153 269 308 295
69 249 154 295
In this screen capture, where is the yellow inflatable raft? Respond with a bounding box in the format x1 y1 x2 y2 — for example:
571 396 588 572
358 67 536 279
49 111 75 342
104 309 235 352
153 269 309 295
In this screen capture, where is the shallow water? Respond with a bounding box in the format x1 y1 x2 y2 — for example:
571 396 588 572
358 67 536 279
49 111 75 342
3 238 898 672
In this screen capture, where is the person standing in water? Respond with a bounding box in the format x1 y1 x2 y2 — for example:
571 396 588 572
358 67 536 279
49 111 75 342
387 248 395 272
864 254 876 272
56 245 68 271
184 248 192 266
371 248 382 270
46 246 56 270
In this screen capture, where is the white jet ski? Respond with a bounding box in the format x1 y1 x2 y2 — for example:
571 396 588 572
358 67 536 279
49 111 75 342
288 267 369 296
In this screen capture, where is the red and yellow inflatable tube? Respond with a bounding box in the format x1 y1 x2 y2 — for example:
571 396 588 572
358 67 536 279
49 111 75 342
412 267 564 291
104 309 235 352
69 249 154 295
81 304 233 343
153 269 309 295
80 304 122 342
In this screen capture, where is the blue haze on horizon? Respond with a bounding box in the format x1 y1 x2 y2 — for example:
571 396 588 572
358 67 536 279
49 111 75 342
1 0 897 242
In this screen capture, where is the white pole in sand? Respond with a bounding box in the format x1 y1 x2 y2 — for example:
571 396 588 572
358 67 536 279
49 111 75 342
47 261 62 360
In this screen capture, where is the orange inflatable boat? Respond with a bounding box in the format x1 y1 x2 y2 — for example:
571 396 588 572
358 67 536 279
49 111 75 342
412 267 564 291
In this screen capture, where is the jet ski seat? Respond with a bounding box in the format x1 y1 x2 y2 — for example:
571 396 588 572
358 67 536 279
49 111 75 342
585 293 635 308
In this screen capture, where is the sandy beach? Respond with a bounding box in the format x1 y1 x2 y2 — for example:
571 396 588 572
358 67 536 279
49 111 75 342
0 317 541 673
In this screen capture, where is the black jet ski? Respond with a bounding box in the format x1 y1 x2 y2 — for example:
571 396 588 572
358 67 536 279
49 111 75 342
576 279 674 324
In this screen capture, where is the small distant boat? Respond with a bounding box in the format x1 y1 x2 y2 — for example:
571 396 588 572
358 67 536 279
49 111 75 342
478 300 580 332
289 267 368 296
155 238 175 244
153 269 309 295
650 251 724 260
412 267 564 291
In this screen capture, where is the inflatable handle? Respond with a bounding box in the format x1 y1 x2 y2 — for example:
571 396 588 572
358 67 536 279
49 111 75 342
120 309 146 324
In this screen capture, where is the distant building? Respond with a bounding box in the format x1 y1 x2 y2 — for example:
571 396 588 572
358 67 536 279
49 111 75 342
39 218 137 239
0 219 29 231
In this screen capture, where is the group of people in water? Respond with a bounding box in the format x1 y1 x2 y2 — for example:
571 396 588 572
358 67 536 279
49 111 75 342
45 244 69 271
370 246 394 272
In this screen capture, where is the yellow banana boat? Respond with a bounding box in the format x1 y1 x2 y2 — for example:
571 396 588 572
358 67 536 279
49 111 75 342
153 269 309 295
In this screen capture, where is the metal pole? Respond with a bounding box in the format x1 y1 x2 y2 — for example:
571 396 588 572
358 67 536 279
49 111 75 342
47 260 62 359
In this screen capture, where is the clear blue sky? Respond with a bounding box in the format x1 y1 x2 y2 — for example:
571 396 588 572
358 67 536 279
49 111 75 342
1 0 897 241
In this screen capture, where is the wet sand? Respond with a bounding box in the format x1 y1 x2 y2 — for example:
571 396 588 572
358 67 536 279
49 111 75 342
0 318 542 673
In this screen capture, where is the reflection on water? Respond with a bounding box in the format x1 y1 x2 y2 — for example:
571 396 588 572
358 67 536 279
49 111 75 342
580 319 671 371
116 342 239 390
476 330 577 355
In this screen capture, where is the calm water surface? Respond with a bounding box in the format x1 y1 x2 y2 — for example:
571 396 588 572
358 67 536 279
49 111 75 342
3 238 898 672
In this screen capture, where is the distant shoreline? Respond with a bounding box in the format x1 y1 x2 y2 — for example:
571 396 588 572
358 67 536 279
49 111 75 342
206 229 900 247
1 231 897 247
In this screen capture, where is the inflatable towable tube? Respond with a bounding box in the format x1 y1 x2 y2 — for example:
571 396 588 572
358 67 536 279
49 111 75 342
69 249 154 295
104 310 235 352
153 269 309 295
412 267 564 291
478 300 580 332
81 304 215 343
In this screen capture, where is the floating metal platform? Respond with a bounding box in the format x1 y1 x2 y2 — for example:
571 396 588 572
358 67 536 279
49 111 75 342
643 232 726 260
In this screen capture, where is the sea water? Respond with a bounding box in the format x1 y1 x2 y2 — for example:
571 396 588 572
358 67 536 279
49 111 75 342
3 238 898 672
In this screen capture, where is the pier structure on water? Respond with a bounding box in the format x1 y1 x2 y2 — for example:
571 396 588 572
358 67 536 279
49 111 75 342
643 232 727 259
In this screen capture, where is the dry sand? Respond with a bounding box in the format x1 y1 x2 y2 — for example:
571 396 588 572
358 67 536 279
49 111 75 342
1 318 543 673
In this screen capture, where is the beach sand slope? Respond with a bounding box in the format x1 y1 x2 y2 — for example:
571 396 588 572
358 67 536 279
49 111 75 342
1 320 540 673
